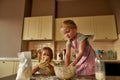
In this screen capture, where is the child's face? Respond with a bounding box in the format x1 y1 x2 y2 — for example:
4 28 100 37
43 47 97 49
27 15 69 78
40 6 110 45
61 24 77 40
41 50 51 61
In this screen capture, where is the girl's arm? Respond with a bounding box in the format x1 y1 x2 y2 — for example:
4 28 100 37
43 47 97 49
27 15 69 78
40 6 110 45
65 45 71 66
71 39 87 66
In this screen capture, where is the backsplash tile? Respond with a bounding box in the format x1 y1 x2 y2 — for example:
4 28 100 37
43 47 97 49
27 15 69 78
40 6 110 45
28 41 54 51
55 41 66 52
88 37 114 51
114 34 120 60
55 37 115 60
28 41 55 58
88 37 115 60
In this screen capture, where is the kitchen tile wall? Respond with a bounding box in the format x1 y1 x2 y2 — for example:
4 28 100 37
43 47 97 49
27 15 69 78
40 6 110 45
55 37 114 52
28 41 55 58
114 34 120 60
88 36 114 51
89 36 116 60
28 41 54 51
55 36 115 60
55 41 66 52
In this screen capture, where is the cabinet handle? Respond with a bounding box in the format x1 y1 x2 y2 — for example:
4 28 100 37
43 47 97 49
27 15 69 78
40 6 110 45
2 61 5 63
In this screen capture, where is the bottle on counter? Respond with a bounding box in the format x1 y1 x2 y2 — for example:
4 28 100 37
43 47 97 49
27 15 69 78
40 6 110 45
95 50 106 80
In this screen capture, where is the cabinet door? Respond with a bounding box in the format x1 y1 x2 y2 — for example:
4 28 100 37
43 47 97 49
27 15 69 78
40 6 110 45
0 61 14 78
93 15 117 41
55 18 72 41
40 16 53 40
73 16 94 35
23 17 39 40
23 18 30 40
28 17 39 40
13 61 19 74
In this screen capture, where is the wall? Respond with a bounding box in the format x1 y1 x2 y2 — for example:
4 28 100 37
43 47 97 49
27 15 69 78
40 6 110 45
56 0 113 18
21 0 32 51
0 0 25 57
31 0 55 17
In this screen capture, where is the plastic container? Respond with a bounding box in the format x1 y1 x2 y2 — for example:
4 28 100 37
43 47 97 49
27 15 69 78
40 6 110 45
95 50 106 80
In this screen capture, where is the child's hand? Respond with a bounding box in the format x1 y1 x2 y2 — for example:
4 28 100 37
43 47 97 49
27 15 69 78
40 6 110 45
40 56 49 63
39 56 50 69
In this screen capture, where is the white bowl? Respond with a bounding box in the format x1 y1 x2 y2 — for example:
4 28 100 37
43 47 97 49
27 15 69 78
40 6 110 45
54 65 76 79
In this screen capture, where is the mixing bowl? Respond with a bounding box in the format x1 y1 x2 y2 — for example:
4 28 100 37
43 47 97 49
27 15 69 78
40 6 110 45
54 65 76 80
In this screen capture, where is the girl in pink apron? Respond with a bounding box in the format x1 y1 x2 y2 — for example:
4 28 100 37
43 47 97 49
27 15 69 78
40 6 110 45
61 20 95 76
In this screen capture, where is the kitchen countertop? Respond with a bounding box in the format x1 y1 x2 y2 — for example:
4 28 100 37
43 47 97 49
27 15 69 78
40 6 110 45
102 60 120 63
0 57 38 62
0 57 19 61
1 74 120 80
1 57 120 63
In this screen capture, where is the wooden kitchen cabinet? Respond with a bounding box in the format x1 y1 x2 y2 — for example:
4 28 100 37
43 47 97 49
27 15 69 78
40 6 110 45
23 16 53 40
93 15 117 41
0 60 38 78
23 17 40 40
73 16 94 35
10 60 38 75
0 61 14 78
13 61 19 74
13 60 39 74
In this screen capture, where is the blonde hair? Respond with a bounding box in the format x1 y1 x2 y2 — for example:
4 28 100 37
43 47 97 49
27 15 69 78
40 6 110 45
62 20 77 29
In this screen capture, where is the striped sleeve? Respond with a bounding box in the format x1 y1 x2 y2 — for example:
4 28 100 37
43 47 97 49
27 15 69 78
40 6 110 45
77 33 88 43
66 40 71 47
